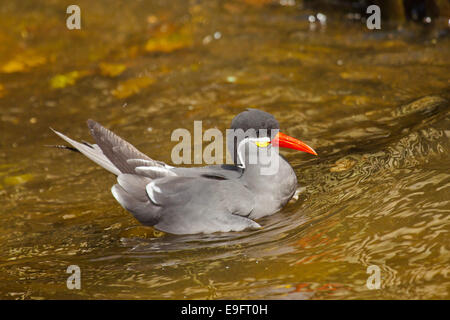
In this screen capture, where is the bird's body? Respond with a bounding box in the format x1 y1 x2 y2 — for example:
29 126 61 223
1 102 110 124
52 109 316 234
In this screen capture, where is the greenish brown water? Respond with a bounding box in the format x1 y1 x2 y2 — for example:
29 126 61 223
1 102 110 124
0 1 449 299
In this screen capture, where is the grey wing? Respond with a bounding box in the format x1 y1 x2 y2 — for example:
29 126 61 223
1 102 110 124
111 174 161 226
128 162 243 180
146 177 260 234
171 164 243 180
125 158 242 182
111 174 259 234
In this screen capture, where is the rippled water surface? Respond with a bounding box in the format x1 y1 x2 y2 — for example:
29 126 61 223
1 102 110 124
0 1 449 299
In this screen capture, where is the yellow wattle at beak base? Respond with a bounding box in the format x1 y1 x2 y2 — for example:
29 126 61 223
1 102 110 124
255 141 271 148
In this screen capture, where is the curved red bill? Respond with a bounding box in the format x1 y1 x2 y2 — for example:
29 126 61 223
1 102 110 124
271 132 318 156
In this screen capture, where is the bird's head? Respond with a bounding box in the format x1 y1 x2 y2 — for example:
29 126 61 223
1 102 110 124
227 109 317 167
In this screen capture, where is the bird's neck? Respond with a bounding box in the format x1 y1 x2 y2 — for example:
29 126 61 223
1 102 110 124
232 143 297 199
241 153 296 189
241 154 297 219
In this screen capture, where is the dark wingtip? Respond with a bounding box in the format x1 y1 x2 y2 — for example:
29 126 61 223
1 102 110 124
44 144 80 153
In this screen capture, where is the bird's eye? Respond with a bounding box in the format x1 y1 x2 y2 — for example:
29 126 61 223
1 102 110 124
254 140 270 148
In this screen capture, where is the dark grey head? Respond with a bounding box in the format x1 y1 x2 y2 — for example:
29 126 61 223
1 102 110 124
227 109 280 165
230 109 279 138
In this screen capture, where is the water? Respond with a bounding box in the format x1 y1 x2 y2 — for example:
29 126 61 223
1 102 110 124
0 0 449 299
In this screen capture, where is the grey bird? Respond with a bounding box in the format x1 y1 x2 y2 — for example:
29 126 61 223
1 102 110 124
52 109 317 234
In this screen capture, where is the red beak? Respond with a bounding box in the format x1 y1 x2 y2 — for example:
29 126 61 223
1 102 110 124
271 132 318 156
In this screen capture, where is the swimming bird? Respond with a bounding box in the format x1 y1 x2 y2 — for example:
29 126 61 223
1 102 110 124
52 109 317 234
